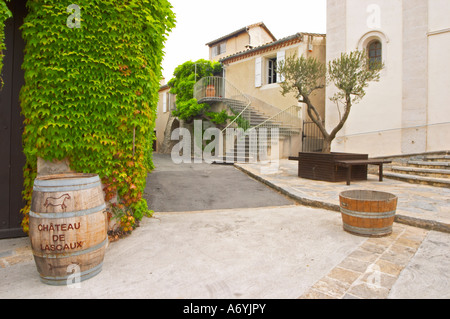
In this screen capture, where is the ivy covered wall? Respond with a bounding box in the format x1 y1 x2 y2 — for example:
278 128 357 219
0 0 11 88
13 1 175 233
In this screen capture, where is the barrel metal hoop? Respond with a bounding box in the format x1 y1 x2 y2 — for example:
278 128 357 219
340 207 396 219
343 223 393 236
34 175 100 187
33 181 102 193
29 203 107 219
32 238 108 259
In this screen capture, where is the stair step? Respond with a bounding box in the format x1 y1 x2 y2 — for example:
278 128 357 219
391 166 450 178
212 155 260 164
407 161 450 169
422 155 450 162
217 98 301 136
384 172 450 188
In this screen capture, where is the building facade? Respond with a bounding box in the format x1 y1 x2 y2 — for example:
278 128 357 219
206 22 276 62
326 0 450 157
221 32 326 122
155 79 177 153
157 23 326 157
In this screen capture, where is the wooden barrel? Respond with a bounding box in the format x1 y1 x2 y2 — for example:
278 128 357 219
29 173 108 285
339 190 398 237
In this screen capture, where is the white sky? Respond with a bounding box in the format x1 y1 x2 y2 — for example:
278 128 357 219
161 0 327 81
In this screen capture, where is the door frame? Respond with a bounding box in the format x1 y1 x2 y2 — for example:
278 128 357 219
0 0 27 239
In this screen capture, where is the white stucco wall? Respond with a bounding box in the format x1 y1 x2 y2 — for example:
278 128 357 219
327 0 450 157
427 0 450 152
328 0 403 156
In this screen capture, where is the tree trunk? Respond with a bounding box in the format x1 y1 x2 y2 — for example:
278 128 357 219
322 138 332 154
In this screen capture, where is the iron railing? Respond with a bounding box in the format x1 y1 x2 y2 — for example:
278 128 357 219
302 121 325 152
193 76 304 162
193 76 252 132
250 105 302 138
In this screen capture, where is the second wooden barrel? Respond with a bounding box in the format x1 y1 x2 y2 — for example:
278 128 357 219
29 173 108 285
339 190 398 237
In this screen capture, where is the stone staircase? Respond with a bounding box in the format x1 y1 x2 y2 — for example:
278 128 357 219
382 153 450 188
194 77 302 164
228 100 302 137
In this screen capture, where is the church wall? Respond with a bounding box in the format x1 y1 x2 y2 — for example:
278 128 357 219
326 0 449 157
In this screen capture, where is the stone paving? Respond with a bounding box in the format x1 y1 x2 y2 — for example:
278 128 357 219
1 158 449 299
2 221 430 299
300 224 429 299
235 159 450 233
234 159 449 299
0 237 33 269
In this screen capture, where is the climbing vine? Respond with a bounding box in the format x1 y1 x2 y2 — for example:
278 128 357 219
168 59 227 125
19 1 175 235
0 0 11 88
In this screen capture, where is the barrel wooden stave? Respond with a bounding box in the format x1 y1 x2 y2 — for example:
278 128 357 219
29 173 108 285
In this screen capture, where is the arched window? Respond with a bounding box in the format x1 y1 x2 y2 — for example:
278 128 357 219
368 40 382 69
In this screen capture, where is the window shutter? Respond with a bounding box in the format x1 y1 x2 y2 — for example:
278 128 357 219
163 92 167 112
220 42 226 55
255 57 262 88
277 50 285 83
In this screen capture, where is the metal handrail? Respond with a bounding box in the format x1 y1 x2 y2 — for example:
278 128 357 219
193 76 252 132
250 105 302 137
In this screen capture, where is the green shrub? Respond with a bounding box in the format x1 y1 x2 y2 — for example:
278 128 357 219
168 59 223 123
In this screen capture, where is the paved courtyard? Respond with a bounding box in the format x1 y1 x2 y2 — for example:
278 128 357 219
0 155 449 299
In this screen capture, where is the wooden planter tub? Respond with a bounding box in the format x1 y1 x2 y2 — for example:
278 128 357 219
297 152 369 182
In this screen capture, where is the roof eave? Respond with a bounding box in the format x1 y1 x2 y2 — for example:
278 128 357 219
219 33 304 64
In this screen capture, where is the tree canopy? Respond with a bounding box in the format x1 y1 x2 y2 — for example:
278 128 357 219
279 50 383 153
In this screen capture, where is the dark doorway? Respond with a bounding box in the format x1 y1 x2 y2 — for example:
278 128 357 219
0 0 27 239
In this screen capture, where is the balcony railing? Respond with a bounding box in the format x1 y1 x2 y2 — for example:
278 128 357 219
194 76 250 105
194 76 252 131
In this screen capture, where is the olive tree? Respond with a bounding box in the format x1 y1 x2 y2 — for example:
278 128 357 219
278 50 383 153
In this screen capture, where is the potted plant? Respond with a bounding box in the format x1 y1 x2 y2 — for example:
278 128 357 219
206 84 216 97
279 50 383 182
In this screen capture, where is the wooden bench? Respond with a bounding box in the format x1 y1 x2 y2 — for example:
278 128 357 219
335 159 392 186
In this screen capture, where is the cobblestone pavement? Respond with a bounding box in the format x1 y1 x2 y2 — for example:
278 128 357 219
234 159 450 299
300 224 429 299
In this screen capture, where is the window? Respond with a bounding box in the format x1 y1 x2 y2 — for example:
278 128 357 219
368 40 382 70
268 57 277 84
212 41 227 58
162 91 167 113
255 50 285 88
168 93 176 111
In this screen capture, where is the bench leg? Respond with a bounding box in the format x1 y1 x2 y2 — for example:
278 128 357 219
379 164 383 182
346 166 352 186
